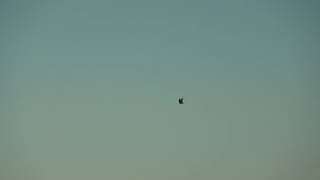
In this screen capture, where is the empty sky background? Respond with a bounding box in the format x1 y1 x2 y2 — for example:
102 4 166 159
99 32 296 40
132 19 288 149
1 0 319 179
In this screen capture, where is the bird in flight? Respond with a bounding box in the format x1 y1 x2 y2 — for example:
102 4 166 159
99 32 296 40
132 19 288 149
178 97 184 104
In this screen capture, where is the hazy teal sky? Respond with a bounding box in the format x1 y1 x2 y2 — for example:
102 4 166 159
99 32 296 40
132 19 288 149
1 0 319 179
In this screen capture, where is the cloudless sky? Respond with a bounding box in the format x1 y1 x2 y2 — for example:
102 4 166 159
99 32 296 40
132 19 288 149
1 0 319 179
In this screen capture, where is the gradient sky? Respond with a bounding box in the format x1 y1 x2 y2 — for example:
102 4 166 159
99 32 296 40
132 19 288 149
1 0 320 179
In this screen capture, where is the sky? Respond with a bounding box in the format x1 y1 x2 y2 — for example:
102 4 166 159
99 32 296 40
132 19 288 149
1 0 320 179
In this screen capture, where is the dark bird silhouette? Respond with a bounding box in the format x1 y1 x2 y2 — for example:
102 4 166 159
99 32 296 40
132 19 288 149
178 97 184 104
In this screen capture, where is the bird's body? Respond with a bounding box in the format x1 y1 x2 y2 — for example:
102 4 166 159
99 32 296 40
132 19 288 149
178 97 184 104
